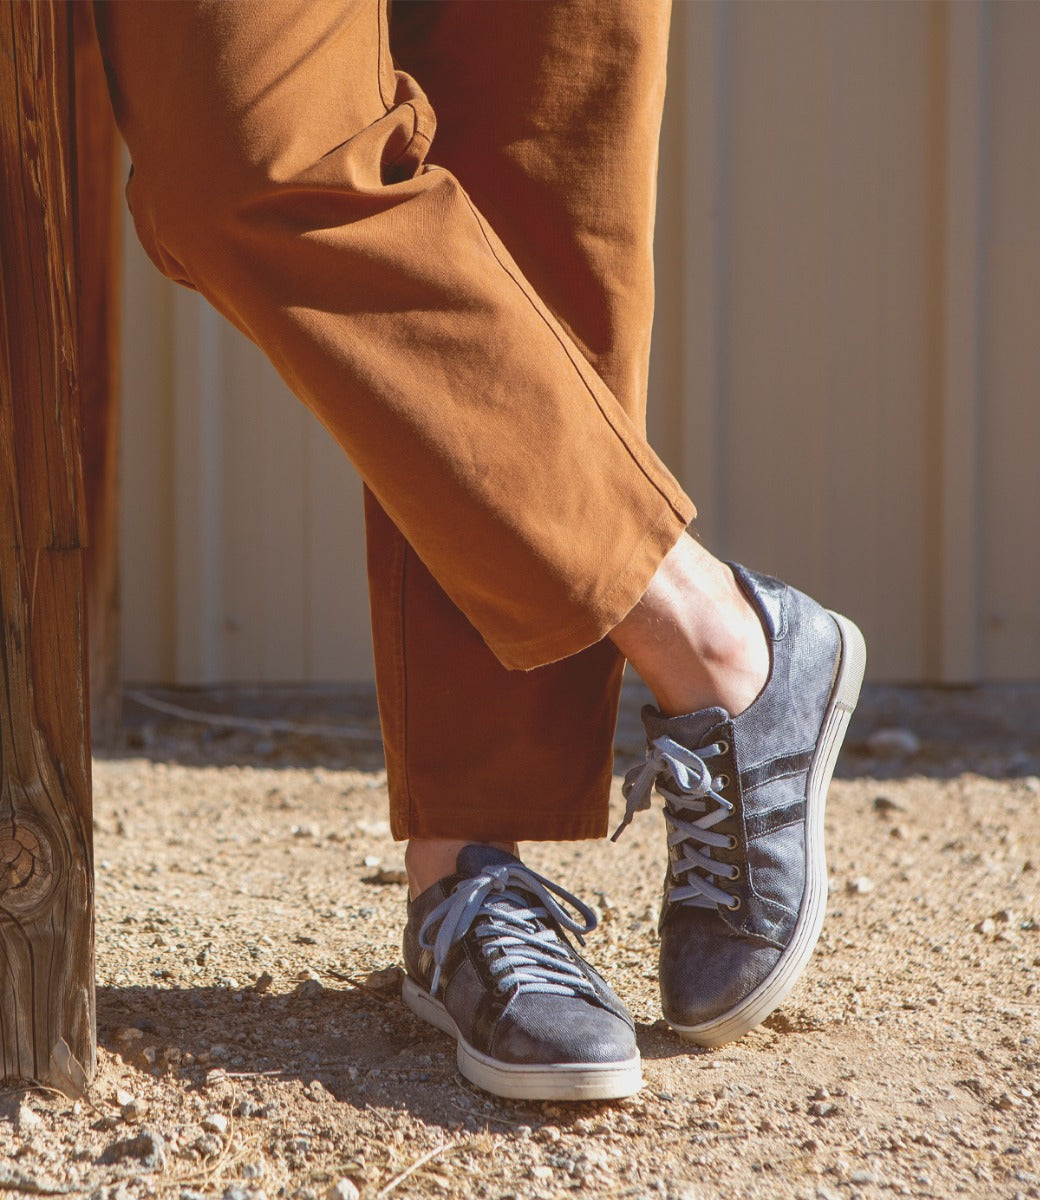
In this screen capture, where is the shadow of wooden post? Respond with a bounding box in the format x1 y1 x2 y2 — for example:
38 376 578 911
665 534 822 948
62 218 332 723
0 0 96 1092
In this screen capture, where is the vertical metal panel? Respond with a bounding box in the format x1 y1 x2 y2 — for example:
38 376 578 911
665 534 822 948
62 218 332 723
170 289 225 682
978 3 1040 678
650 0 937 680
120 0 1040 685
119 214 175 682
120 232 374 685
932 1 989 681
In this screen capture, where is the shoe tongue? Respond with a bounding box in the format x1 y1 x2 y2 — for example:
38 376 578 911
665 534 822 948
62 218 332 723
640 704 730 750
455 843 521 878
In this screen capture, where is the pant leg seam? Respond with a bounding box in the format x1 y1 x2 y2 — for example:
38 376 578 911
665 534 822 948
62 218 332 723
376 0 393 112
397 539 415 834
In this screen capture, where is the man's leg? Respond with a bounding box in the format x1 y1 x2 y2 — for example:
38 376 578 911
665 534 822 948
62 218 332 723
366 0 674 863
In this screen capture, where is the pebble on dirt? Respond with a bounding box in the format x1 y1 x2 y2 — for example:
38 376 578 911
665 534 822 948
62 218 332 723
325 1181 360 1200
99 1128 166 1170
866 727 921 756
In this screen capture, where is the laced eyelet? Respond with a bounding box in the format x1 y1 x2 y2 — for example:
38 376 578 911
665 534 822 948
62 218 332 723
724 835 738 850
716 740 730 756
726 864 741 882
714 773 730 790
725 895 742 911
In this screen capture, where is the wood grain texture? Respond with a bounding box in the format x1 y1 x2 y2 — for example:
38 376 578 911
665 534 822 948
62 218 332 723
74 1 123 748
0 0 95 1091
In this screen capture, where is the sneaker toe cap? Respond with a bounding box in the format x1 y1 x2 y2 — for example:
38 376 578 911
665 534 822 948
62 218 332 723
659 920 780 1029
492 995 638 1066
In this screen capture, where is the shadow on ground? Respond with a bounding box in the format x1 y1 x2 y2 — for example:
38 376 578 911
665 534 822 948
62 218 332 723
96 981 713 1131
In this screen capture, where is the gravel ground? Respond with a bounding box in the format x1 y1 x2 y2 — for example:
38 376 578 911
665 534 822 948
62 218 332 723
1 684 1037 1200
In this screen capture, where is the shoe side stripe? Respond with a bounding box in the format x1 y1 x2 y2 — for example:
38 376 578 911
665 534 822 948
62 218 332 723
741 749 814 793
744 799 806 840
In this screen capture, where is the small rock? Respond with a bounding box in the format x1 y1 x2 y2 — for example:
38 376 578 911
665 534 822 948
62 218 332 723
325 1182 360 1200
100 1128 166 1170
194 1133 223 1158
363 965 404 993
363 854 381 867
810 1087 830 1101
115 1088 134 1108
808 1101 839 1118
142 1046 158 1064
234 1099 262 1118
846 876 874 895
873 795 905 813
241 1163 266 1181
866 728 920 757
993 909 1014 924
202 1112 229 1135
529 1166 553 1182
850 1171 878 1185
974 918 997 935
114 1026 144 1043
14 1104 42 1133
367 866 408 886
89 1186 133 1200
293 823 320 839
254 971 274 993
295 977 324 1000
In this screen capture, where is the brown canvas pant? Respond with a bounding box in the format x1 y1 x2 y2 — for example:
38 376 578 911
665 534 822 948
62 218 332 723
94 0 695 842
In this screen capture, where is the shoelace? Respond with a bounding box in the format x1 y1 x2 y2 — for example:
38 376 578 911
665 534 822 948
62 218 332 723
614 735 740 911
418 862 600 998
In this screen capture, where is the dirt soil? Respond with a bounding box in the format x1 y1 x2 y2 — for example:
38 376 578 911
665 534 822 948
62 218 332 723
1 683 1038 1200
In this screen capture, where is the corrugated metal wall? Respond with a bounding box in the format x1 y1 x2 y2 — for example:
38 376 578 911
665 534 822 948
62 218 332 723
120 0 1040 686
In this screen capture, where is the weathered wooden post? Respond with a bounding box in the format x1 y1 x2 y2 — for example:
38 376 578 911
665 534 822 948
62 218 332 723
0 0 96 1092
74 1 123 751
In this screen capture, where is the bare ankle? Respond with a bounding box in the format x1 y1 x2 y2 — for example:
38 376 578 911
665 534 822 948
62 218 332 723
611 536 769 717
405 838 518 899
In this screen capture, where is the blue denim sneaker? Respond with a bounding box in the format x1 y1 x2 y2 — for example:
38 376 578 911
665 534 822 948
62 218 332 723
402 844 642 1100
615 564 866 1047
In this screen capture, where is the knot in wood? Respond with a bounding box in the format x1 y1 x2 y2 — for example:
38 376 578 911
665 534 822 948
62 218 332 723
0 819 55 914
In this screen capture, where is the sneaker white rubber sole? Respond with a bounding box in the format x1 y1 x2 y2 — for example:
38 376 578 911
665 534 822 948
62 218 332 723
402 976 643 1101
668 611 867 1048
